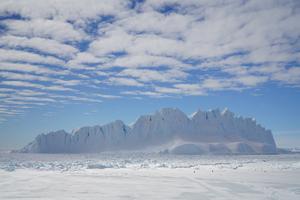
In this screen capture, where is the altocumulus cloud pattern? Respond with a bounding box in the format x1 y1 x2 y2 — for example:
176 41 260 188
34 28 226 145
0 0 299 122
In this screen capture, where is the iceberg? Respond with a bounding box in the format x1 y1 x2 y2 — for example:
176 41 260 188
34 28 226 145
18 108 277 154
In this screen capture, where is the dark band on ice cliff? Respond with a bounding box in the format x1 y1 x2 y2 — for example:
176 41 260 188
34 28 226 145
18 108 277 154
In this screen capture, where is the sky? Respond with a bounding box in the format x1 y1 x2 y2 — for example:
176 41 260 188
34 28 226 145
0 0 299 149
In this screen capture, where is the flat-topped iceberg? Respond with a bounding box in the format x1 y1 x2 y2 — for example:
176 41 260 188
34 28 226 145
18 108 277 154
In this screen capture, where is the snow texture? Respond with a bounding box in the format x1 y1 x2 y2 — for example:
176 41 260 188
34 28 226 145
0 153 300 200
18 108 277 154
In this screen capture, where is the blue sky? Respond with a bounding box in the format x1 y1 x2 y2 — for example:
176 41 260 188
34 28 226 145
0 0 300 149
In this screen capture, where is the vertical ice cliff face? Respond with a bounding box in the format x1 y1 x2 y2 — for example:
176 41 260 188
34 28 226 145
70 120 130 152
191 109 227 141
19 108 277 154
191 108 275 147
20 130 71 153
130 108 190 146
20 121 131 153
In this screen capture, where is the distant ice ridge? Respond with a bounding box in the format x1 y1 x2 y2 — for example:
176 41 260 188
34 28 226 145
18 108 277 154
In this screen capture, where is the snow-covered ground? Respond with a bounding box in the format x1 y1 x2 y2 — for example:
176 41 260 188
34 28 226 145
1 153 300 199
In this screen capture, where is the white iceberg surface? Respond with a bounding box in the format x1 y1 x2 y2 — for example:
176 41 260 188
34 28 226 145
18 108 277 154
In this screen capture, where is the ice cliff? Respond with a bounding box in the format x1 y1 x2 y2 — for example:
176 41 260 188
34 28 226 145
19 108 277 154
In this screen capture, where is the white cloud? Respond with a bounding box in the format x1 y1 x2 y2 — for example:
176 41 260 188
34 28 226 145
0 0 299 121
272 67 300 86
0 49 65 65
2 19 85 42
49 94 102 103
155 84 205 96
1 80 46 88
122 90 167 98
0 73 85 88
107 77 144 87
66 52 110 70
96 94 121 99
0 71 53 82
0 35 79 58
89 28 133 56
235 75 269 87
0 0 127 22
0 107 25 116
0 62 68 75
94 71 110 76
127 34 186 59
118 68 187 82
3 101 47 106
0 80 75 91
6 96 57 103
16 90 47 96
117 11 193 38
201 78 231 91
111 53 188 69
